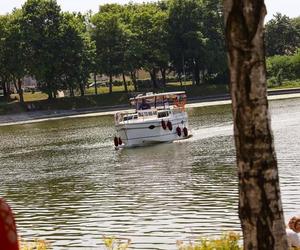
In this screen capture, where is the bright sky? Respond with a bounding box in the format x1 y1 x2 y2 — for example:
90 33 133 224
0 0 299 21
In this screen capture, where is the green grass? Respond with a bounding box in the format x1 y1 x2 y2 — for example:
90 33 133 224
11 92 48 102
1 79 299 116
268 79 300 89
85 84 135 95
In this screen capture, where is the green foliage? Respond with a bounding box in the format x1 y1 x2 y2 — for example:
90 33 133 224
19 238 50 250
176 232 242 250
265 13 300 56
267 50 300 85
167 0 226 85
102 236 131 250
1 0 299 104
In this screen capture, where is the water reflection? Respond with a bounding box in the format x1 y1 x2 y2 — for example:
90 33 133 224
0 98 299 249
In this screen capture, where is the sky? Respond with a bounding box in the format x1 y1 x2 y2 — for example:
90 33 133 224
0 0 299 21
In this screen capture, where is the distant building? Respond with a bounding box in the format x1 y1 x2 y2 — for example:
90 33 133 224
22 76 37 89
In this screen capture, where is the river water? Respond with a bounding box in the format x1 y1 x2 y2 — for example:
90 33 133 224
0 98 300 249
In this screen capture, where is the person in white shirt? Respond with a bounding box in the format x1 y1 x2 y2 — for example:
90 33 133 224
286 216 300 248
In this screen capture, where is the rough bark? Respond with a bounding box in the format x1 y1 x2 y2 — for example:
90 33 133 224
122 72 128 93
149 68 158 89
47 82 53 100
109 74 113 94
223 1 288 249
1 78 8 100
94 72 98 95
79 82 85 97
160 68 167 87
130 71 138 92
13 78 24 103
194 60 200 85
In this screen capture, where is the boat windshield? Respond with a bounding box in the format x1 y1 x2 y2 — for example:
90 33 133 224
130 92 186 111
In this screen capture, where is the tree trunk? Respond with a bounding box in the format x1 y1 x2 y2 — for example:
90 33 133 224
149 68 158 89
69 86 74 97
15 78 24 103
194 60 200 85
224 1 288 250
160 68 167 87
109 74 113 94
94 72 98 95
1 78 8 100
130 71 138 91
122 72 128 93
79 82 85 96
47 82 53 100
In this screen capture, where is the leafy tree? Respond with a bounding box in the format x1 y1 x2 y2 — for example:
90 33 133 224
224 0 288 249
131 3 169 89
265 13 300 56
168 0 201 84
91 5 126 93
201 0 227 83
0 14 11 100
0 11 26 103
168 0 225 85
58 12 93 97
20 0 62 99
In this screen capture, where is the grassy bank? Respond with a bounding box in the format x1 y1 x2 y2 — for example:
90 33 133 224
1 83 229 115
1 80 300 116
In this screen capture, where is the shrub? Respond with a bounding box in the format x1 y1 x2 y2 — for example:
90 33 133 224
19 238 50 250
102 235 131 250
176 232 242 250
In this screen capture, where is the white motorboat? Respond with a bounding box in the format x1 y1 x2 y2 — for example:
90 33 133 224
113 91 190 148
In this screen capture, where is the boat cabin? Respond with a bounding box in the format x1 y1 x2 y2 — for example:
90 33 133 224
115 92 186 124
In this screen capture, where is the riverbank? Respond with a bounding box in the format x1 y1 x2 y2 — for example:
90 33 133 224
1 88 300 127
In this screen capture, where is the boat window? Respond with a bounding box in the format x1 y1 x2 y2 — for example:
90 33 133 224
158 111 169 118
123 115 133 121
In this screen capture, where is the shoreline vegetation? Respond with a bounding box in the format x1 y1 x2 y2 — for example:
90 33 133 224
19 232 242 250
1 80 300 115
0 84 300 127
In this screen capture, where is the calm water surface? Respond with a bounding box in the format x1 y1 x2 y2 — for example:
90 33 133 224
0 98 300 249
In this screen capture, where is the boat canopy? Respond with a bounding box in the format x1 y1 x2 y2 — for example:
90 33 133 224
130 91 187 110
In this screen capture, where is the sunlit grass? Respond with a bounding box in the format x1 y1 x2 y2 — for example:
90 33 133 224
85 84 135 95
176 232 242 250
269 80 300 89
6 79 300 105
19 238 50 250
102 235 131 250
11 92 48 102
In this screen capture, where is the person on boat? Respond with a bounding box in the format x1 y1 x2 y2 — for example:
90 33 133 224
286 216 300 248
0 198 19 250
139 99 151 110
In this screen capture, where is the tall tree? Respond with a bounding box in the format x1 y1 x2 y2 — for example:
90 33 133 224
131 3 169 89
224 1 288 249
91 5 125 94
58 12 93 97
265 13 300 56
1 10 26 103
0 14 11 100
21 0 62 99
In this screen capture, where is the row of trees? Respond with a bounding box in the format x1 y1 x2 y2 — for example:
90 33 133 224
0 0 226 102
0 0 299 103
0 0 94 102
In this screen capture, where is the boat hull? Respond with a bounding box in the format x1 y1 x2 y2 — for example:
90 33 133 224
115 112 189 148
